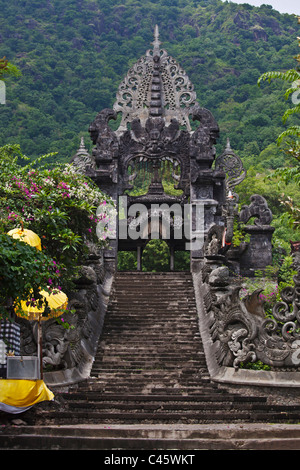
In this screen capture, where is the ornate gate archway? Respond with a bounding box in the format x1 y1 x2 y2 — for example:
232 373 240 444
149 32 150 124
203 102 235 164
71 27 260 275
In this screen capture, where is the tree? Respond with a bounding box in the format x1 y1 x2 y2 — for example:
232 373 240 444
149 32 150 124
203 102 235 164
258 19 300 230
0 233 61 319
0 57 21 80
258 68 300 145
142 240 170 272
0 144 113 318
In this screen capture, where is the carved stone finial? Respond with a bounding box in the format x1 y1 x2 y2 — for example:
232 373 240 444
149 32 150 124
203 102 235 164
70 136 95 173
113 27 197 133
149 27 163 118
152 25 161 57
79 136 86 150
215 140 246 195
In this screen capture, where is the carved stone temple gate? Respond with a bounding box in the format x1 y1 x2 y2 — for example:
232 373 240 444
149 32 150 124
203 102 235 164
71 26 274 277
22 28 300 390
71 27 231 272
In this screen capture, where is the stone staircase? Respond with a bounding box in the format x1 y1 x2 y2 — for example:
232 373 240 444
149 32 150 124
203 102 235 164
2 271 300 450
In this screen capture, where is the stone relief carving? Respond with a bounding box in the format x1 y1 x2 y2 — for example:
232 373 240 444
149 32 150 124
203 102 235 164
118 116 190 194
200 252 300 370
17 245 113 385
239 194 273 226
215 138 246 197
88 108 119 167
113 25 197 133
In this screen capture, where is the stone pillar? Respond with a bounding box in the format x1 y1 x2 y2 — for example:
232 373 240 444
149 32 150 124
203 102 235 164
170 246 175 271
137 246 142 272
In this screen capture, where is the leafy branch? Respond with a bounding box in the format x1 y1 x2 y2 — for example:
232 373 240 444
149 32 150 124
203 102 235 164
0 57 21 80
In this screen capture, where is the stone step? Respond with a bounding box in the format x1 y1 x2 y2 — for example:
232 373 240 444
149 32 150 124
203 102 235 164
20 408 300 426
97 357 205 365
100 325 200 330
91 370 208 377
96 340 201 346
93 363 206 369
96 346 204 352
81 384 214 393
70 386 220 395
113 285 193 288
90 371 207 376
2 423 300 450
93 362 206 368
22 410 255 424
104 325 198 329
4 271 295 451
103 311 198 316
94 354 206 361
61 392 267 404
94 361 206 368
65 401 266 412
107 299 195 303
97 344 202 350
95 350 204 356
110 292 195 297
115 273 191 276
61 396 269 409
97 343 205 350
88 371 208 378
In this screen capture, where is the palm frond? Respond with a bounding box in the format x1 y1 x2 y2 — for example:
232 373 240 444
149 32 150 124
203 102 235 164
258 70 300 86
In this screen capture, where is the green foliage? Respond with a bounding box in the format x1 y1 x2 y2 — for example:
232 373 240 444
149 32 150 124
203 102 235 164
258 34 300 231
0 0 299 273
0 232 60 319
277 255 297 292
231 218 250 248
142 240 170 272
118 251 137 271
118 246 190 271
0 0 299 162
258 69 300 87
240 360 271 371
0 144 112 317
174 250 190 271
126 160 183 197
258 69 300 138
0 56 21 80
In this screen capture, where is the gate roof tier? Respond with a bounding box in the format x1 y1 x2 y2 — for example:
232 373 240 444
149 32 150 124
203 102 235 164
113 25 198 136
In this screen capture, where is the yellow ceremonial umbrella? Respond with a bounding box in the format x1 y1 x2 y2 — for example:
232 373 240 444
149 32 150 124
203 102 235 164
8 225 68 378
15 289 68 379
7 227 42 251
16 289 68 322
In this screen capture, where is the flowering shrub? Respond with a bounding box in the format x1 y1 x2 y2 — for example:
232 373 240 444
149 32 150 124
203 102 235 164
0 144 113 317
0 233 61 318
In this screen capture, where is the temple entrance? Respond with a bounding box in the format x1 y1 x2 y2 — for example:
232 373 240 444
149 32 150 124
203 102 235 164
118 240 190 272
81 27 237 274
118 241 190 272
142 240 190 272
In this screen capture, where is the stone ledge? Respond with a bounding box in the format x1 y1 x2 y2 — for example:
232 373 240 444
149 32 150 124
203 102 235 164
212 366 300 388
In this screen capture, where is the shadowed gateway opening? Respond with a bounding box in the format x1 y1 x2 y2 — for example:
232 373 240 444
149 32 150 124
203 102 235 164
118 240 190 272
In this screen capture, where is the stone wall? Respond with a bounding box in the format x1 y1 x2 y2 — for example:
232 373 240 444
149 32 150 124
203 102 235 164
17 246 115 387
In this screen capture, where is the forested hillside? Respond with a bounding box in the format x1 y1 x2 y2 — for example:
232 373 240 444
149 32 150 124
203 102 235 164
0 0 298 161
0 0 299 252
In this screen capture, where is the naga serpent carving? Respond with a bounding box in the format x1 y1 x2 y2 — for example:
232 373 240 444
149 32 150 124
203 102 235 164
203 253 300 370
